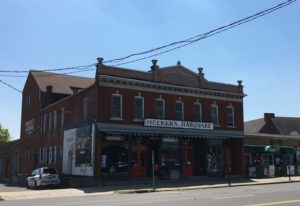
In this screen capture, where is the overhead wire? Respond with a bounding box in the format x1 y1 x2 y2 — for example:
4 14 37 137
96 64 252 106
0 79 22 93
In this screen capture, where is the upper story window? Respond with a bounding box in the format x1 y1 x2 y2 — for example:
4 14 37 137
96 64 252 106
134 96 144 121
211 104 219 126
193 103 202 122
175 101 184 120
43 113 47 133
61 107 64 129
226 106 234 127
155 99 165 119
53 110 57 130
48 112 52 133
111 94 122 119
83 96 88 121
26 93 31 109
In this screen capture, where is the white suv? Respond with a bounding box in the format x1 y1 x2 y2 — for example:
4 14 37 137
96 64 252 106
26 167 60 189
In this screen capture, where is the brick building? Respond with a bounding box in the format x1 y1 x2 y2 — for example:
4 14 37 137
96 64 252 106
244 113 300 177
19 59 245 184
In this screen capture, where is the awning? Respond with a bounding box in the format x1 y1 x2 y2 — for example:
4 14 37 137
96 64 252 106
280 147 296 155
244 145 278 154
96 123 245 139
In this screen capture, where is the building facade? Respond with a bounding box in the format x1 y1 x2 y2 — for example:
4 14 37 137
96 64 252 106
19 59 245 184
244 113 300 178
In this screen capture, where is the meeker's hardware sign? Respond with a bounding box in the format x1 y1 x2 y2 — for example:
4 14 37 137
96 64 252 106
144 119 214 130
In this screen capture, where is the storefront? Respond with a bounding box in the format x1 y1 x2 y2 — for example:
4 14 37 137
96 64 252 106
96 120 244 182
244 145 296 178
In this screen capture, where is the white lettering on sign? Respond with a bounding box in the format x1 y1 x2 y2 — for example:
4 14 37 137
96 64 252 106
144 119 213 130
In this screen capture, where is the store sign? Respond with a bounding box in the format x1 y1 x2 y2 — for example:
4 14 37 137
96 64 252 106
144 119 213 130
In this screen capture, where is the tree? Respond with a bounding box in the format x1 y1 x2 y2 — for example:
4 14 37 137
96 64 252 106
0 123 10 143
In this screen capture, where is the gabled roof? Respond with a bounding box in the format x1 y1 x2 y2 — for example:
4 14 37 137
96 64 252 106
272 117 300 136
30 71 94 95
97 64 243 94
244 118 265 133
245 115 300 136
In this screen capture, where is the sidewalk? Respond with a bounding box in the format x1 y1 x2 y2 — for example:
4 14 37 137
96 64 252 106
1 176 300 201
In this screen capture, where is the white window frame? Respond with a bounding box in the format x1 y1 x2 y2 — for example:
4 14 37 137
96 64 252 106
211 104 219 126
111 94 123 120
193 103 202 122
155 98 165 119
43 113 47 133
48 112 52 133
226 105 235 127
175 101 184 120
134 96 144 121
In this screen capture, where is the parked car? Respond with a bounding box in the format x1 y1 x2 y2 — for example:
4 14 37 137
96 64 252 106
26 167 60 189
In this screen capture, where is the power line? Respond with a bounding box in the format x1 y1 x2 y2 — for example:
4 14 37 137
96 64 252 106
0 79 22 93
0 0 297 74
109 0 297 66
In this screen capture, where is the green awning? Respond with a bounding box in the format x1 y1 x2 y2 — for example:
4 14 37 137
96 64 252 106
244 145 277 154
280 147 296 155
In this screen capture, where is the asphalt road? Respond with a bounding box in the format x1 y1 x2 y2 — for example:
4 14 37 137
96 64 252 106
1 182 300 206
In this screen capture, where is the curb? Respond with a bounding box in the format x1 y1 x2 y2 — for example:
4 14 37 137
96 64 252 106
114 179 300 194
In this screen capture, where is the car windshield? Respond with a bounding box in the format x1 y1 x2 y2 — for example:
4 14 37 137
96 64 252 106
43 168 57 174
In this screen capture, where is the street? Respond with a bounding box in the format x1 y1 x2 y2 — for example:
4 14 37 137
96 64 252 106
1 182 300 206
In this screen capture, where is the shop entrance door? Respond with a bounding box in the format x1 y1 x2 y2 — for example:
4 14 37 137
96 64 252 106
132 144 147 178
183 145 193 176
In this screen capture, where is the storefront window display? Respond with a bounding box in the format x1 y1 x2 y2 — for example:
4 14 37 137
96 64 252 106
160 140 180 179
207 139 223 175
101 144 129 174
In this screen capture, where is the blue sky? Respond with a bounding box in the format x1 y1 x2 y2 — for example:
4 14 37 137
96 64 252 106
0 0 299 140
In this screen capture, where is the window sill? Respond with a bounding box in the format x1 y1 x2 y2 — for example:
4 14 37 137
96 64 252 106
227 125 236 128
133 119 144 122
110 117 124 121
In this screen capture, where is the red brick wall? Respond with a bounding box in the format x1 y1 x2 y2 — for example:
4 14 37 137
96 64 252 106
97 86 244 131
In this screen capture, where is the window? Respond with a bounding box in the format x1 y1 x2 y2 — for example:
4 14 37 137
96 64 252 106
48 112 52 133
83 96 88 121
40 113 44 133
53 146 57 164
111 94 122 119
155 99 164 119
61 107 64 129
226 106 234 127
211 104 219 125
134 96 144 120
25 148 30 160
26 93 31 109
175 101 184 120
53 110 57 130
193 103 202 122
43 114 47 133
43 147 47 164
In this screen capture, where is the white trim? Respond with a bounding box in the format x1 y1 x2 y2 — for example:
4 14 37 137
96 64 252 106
98 75 244 102
211 104 219 125
245 132 300 140
134 96 144 120
111 94 123 119
175 101 184 121
193 102 202 122
155 98 165 119
226 105 235 127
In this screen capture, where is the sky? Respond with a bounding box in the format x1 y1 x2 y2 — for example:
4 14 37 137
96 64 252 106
0 0 299 140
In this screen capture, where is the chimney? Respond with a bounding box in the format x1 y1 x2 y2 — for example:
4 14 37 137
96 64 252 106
150 59 159 72
95 57 104 80
177 60 181 66
198 67 205 87
264 113 275 122
237 80 243 93
46 85 53 106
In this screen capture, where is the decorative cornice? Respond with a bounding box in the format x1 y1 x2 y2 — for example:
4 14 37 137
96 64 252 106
98 75 245 102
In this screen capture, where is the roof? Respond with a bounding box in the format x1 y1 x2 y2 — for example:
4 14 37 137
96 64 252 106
30 71 95 95
245 116 300 136
244 118 265 133
97 64 243 94
272 117 300 136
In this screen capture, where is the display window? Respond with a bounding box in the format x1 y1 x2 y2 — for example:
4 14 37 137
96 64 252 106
101 144 128 174
207 139 223 173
